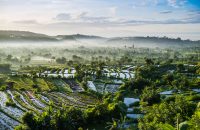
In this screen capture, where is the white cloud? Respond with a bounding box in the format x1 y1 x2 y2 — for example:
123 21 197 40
55 12 112 23
72 12 88 20
55 13 71 20
55 12 88 21
131 0 159 8
167 0 177 7
167 0 187 8
160 10 173 14
13 20 39 25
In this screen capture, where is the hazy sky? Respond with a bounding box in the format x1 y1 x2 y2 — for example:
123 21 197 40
0 0 200 40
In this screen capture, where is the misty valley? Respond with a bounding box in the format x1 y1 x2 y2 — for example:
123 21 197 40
0 31 199 130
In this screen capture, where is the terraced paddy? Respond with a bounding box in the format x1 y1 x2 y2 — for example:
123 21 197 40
0 89 100 129
0 66 135 129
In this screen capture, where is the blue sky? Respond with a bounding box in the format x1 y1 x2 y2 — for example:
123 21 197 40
0 0 200 40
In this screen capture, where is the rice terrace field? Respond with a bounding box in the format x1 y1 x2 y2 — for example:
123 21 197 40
0 56 200 130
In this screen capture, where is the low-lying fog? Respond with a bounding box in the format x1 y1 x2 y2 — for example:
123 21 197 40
0 38 179 49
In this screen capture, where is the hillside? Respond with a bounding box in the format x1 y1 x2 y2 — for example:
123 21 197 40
106 36 200 48
57 34 104 40
0 31 57 42
0 30 199 48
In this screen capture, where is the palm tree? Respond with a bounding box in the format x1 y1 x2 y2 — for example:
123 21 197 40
106 114 127 130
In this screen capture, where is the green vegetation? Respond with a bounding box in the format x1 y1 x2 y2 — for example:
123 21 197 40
0 39 199 130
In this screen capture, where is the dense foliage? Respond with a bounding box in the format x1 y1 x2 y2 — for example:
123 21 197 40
15 99 127 130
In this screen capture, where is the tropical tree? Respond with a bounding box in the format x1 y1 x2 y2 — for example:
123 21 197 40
139 96 196 129
140 86 160 106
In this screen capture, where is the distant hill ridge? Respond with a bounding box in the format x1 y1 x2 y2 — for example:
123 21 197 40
57 34 104 40
107 36 200 44
0 30 57 41
0 30 104 42
0 30 199 47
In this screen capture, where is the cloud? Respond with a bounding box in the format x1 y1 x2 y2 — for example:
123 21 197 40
55 12 88 21
81 16 111 23
122 17 200 25
182 15 200 24
188 10 200 16
55 13 71 20
179 0 187 6
160 10 173 14
73 12 87 19
167 0 187 8
54 9 200 25
131 0 159 7
55 12 112 23
167 0 177 7
13 20 39 25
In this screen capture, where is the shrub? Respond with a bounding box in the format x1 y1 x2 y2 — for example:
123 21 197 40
187 95 200 101
164 96 175 103
0 85 6 91
133 107 141 114
5 99 16 107
179 121 189 130
32 84 38 89
14 125 29 130
14 94 20 99
140 87 161 106
129 101 140 107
